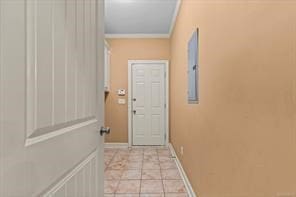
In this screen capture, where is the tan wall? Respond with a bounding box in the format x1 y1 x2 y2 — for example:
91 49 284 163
170 0 296 196
105 38 170 143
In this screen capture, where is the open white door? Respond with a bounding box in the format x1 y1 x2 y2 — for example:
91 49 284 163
0 0 105 196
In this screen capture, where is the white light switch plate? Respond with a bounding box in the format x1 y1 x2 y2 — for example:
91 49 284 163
118 98 126 105
117 89 126 96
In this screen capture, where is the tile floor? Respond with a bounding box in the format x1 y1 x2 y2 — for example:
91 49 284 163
104 147 188 197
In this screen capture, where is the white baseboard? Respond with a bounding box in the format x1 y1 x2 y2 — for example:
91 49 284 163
169 143 197 197
104 142 129 149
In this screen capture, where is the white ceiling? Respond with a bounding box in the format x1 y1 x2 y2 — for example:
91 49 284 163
105 0 180 37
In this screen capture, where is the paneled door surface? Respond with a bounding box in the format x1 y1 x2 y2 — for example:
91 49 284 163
132 63 166 145
0 0 105 196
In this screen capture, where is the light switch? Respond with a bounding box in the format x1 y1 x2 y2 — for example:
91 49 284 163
117 89 126 96
118 98 126 105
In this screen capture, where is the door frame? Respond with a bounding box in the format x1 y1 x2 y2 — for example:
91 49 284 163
128 60 169 147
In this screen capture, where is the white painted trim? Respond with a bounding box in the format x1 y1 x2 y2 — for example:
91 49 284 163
169 143 197 197
104 143 129 149
25 119 98 147
128 61 133 147
128 60 169 147
43 150 97 196
104 39 110 49
169 0 181 36
105 34 170 39
165 61 170 146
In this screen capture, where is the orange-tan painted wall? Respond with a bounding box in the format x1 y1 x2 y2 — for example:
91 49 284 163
105 38 170 143
170 0 296 196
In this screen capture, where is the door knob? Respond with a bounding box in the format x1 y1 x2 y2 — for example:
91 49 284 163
133 110 136 114
100 127 110 136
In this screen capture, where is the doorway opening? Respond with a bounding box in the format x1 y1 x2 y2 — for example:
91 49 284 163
128 60 169 147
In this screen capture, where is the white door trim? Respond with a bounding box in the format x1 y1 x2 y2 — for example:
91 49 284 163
128 60 169 147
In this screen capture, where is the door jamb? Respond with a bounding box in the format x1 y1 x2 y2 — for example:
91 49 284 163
128 60 169 148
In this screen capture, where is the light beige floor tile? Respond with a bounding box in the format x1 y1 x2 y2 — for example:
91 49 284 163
116 180 141 194
156 146 166 149
121 170 142 180
144 149 158 156
143 161 160 170
113 155 129 162
105 154 115 160
144 147 158 151
163 180 186 193
105 153 116 158
104 180 120 194
161 169 181 180
104 147 188 197
129 155 143 162
143 146 158 150
165 193 188 197
142 170 162 180
117 149 131 155
105 170 124 180
159 161 177 170
141 180 164 193
115 194 140 197
130 150 143 154
143 155 159 162
105 161 111 168
140 194 164 197
108 160 128 170
158 156 174 162
105 148 118 153
157 149 171 156
105 159 113 166
125 161 143 169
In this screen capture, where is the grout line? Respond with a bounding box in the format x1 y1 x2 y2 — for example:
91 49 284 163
104 147 188 196
106 148 120 195
104 149 118 171
139 148 144 195
158 149 166 196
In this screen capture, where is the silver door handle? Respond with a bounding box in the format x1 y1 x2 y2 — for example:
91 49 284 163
100 127 110 136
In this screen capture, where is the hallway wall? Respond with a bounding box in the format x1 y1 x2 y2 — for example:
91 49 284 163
170 0 296 196
105 38 170 143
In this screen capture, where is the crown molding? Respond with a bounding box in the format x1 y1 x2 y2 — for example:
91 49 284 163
105 0 181 39
169 0 181 36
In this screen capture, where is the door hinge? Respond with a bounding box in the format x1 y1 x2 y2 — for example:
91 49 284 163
164 103 167 108
164 72 166 78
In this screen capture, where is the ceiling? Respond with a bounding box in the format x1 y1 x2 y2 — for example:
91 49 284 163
105 0 180 38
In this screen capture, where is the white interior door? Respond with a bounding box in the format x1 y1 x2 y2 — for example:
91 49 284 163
0 0 105 196
132 63 166 146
